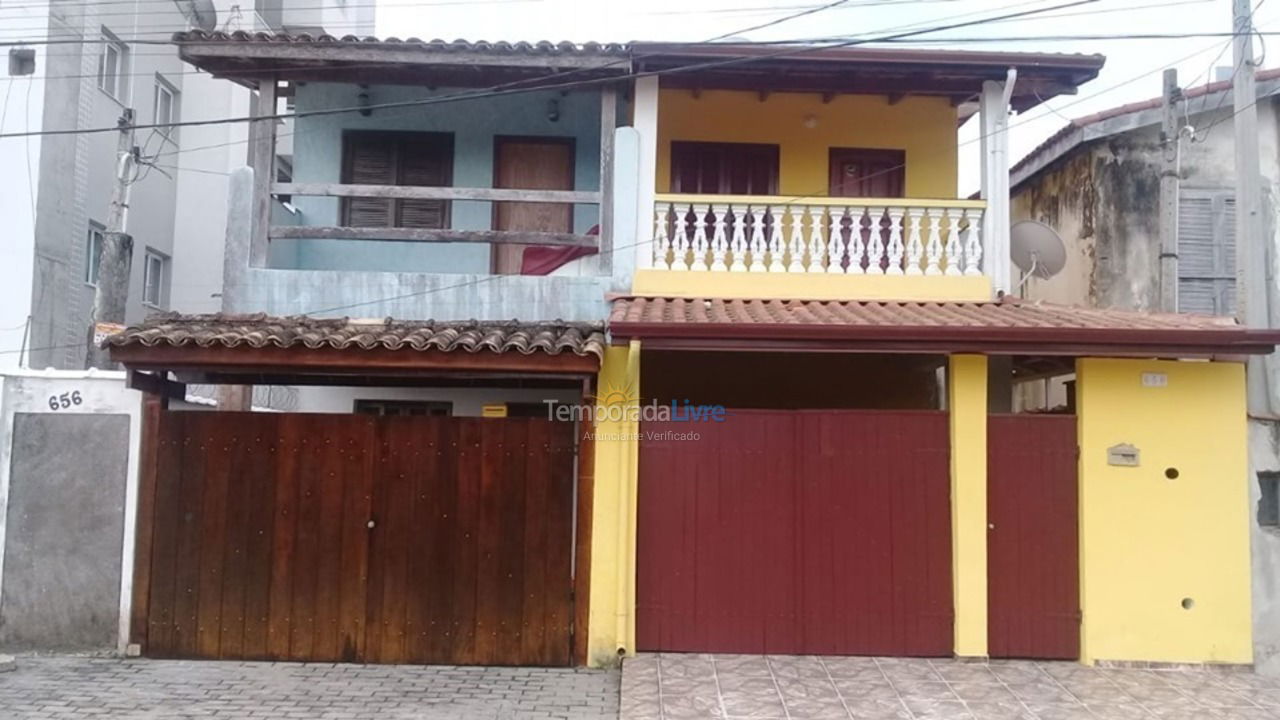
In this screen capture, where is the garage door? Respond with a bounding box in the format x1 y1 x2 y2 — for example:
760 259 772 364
137 411 576 665
636 410 953 656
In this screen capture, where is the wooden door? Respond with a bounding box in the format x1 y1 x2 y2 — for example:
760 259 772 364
493 137 575 275
637 409 953 656
141 411 576 666
988 414 1080 659
829 148 906 198
670 141 779 195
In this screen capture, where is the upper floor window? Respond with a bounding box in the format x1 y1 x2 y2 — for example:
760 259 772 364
670 141 778 195
97 30 129 101
340 131 454 229
142 248 168 307
1177 189 1236 315
85 222 105 286
153 76 178 138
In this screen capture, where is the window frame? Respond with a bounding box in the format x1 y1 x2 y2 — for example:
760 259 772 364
85 222 105 287
339 130 455 229
96 29 129 101
152 75 179 140
142 248 168 308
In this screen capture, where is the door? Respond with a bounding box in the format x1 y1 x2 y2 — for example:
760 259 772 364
828 148 905 198
987 414 1080 660
493 137 575 275
140 411 576 666
636 410 953 656
670 141 780 195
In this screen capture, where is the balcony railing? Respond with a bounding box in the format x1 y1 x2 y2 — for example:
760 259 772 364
652 194 986 276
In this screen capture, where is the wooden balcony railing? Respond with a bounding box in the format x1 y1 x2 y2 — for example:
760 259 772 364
652 194 987 275
270 183 601 247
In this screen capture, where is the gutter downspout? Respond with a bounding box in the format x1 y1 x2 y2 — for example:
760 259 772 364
614 339 640 656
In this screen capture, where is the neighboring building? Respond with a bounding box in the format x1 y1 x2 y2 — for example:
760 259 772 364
1010 69 1280 673
0 0 374 372
95 36 1279 673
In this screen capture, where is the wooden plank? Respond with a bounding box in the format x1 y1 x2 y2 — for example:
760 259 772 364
520 421 550 664
543 420 576 665
249 78 277 267
216 415 256 658
416 418 459 663
269 225 597 247
275 182 600 205
129 396 164 651
472 420 505 665
451 419 482 664
287 418 323 660
144 409 183 656
496 420 529 664
266 414 301 660
170 414 207 658
597 85 616 273
336 416 374 663
310 416 353 661
239 415 279 660
194 416 232 659
127 370 186 401
572 408 595 666
366 417 415 664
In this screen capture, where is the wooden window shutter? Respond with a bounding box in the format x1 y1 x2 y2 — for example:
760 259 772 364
342 135 397 227
341 132 453 229
1177 189 1236 315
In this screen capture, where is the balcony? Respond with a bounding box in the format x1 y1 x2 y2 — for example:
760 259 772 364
651 195 985 276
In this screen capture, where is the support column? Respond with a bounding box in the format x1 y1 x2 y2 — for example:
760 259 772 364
587 341 640 667
248 77 277 269
632 76 659 272
949 354 989 657
598 84 617 273
979 79 1012 296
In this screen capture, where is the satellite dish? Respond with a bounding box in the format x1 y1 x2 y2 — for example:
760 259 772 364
173 0 218 32
1011 220 1067 280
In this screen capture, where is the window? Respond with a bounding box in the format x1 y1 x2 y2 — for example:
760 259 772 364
85 223 105 285
153 76 178 136
96 30 129 100
670 141 779 195
340 131 454 229
142 249 167 307
1260 472 1280 530
354 399 453 417
1177 189 1236 315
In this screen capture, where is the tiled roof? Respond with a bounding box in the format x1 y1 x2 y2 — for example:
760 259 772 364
171 31 630 56
1012 67 1280 181
608 296 1280 355
107 313 606 360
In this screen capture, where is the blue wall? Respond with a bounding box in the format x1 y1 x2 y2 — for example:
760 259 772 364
278 83 607 274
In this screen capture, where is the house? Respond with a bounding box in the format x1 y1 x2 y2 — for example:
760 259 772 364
102 35 1280 671
1010 68 1280 673
0 0 374 372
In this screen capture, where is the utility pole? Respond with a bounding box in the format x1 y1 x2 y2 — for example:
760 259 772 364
1158 68 1181 313
1233 0 1272 415
85 110 136 369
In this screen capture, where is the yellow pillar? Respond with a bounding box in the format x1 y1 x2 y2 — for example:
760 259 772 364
949 354 988 657
586 341 641 667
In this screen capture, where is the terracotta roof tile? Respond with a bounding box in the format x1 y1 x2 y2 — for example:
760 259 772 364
608 296 1280 355
107 313 606 360
171 31 630 56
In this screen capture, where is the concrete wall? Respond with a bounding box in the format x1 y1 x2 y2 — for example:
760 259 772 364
0 370 142 653
277 84 609 274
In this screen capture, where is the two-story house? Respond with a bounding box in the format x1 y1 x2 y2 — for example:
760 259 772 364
105 35 1280 672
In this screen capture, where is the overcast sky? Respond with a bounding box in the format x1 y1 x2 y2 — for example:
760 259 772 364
373 0 1265 194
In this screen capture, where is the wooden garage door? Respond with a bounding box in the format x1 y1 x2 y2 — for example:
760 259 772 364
138 412 575 665
637 410 953 656
987 414 1080 659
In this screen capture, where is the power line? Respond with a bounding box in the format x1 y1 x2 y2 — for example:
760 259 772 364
0 0 1103 141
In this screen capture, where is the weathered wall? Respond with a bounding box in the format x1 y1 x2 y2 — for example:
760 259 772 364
289 385 580 416
0 370 142 653
655 90 958 198
1076 358 1252 665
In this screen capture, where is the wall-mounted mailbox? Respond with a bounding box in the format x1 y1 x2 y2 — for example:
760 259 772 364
1108 443 1140 467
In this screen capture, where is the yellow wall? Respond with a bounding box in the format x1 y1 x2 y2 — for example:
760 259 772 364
586 342 640 667
1077 358 1252 665
949 354 989 657
655 89 959 198
632 269 992 302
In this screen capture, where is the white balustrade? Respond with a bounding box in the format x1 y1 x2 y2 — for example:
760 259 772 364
652 196 987 276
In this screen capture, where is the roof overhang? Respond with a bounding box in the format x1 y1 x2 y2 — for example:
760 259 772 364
631 43 1105 112
608 296 1280 357
108 314 604 387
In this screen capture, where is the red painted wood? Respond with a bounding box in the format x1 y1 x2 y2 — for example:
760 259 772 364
987 414 1080 660
636 409 953 656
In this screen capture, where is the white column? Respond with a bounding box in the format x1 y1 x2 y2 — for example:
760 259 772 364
632 76 660 271
979 78 1012 296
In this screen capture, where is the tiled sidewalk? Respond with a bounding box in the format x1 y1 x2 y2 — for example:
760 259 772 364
620 653 1280 720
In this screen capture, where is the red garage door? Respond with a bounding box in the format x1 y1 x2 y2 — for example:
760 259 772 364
637 410 953 656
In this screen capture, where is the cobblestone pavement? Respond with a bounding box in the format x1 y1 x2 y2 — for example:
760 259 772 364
621 653 1280 720
0 656 619 719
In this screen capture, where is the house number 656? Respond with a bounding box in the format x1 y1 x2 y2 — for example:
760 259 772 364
47 391 83 411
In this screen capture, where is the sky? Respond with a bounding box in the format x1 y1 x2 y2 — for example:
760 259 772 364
371 0 1267 194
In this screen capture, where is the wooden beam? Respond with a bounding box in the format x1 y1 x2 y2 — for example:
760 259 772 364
126 369 186 400
269 226 598 247
249 77 277 267
111 344 602 376
274 182 600 205
572 376 596 667
598 84 616 274
128 395 166 651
